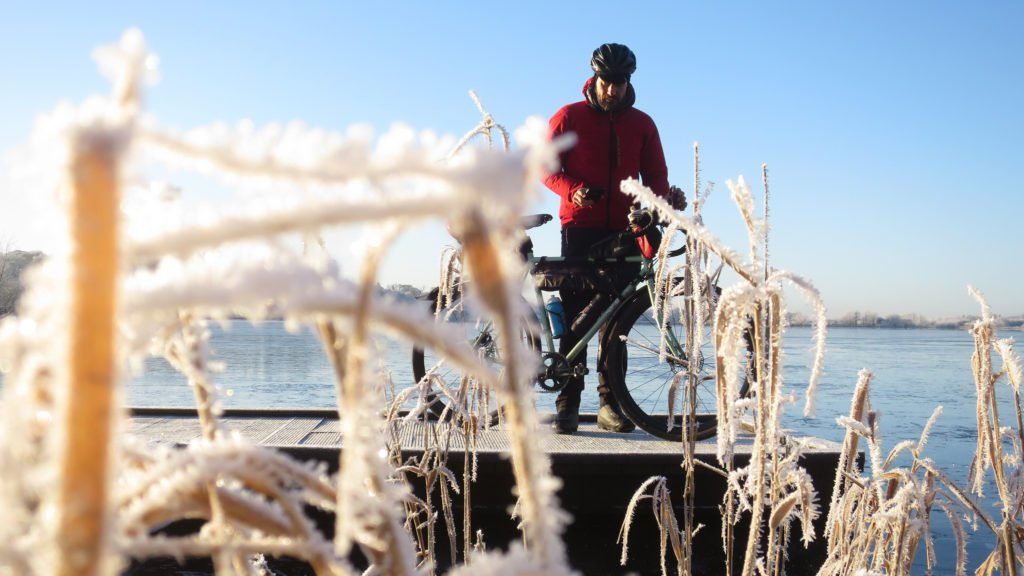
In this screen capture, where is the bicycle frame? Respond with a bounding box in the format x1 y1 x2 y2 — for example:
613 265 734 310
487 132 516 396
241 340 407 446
523 247 686 368
425 221 690 390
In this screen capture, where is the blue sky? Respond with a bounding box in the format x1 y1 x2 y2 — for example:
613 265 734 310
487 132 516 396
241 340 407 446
1 1 1021 318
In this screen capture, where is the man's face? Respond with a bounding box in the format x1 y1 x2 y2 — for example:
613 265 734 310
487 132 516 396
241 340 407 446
596 75 629 110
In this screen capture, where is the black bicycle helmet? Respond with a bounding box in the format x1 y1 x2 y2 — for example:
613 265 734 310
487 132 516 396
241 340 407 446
591 43 636 81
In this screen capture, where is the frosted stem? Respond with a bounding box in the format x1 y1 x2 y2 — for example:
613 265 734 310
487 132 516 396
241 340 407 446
56 132 121 575
460 212 567 570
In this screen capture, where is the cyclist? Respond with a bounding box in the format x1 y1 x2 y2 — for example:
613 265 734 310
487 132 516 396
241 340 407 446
544 42 686 435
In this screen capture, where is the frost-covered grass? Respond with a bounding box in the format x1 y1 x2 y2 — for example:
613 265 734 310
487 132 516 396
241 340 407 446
0 28 1020 576
619 163 827 576
0 29 572 576
616 147 1021 576
814 289 1024 576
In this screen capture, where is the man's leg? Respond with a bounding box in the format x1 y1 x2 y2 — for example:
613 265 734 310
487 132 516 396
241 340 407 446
552 227 602 434
594 259 641 432
594 259 643 409
553 286 587 433
596 325 636 432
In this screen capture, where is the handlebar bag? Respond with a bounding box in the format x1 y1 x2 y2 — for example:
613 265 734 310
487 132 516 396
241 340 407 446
532 261 616 292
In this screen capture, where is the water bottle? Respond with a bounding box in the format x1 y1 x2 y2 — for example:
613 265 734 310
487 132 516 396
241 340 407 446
545 296 565 339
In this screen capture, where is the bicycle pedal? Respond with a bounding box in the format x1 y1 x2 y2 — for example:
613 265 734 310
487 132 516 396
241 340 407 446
573 365 589 377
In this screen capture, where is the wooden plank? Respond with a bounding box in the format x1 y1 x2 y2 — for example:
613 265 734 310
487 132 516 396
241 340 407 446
311 419 339 433
301 431 342 447
124 416 167 433
220 417 292 442
135 417 203 445
261 416 324 445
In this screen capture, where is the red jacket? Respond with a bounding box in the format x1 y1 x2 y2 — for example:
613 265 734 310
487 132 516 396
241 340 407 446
544 78 670 230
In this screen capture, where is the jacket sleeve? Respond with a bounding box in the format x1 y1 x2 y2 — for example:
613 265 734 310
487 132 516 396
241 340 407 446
543 106 584 199
640 121 670 198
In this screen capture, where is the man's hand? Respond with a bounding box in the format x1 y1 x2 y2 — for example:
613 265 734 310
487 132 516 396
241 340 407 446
668 185 687 211
571 187 598 208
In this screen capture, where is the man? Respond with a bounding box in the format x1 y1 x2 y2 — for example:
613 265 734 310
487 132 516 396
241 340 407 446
544 42 684 434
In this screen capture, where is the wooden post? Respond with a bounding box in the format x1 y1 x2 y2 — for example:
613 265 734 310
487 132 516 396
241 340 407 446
56 134 120 575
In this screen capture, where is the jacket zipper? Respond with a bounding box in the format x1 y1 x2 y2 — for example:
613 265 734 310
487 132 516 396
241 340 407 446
606 113 615 229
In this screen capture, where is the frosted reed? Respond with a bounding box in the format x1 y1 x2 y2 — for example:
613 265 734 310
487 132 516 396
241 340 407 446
621 165 826 576
459 212 570 572
964 287 1023 575
447 91 511 159
0 28 578 576
618 476 690 576
55 124 123 576
817 295 1024 576
817 375 979 576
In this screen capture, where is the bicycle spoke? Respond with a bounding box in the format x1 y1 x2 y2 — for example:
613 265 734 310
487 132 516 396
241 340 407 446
618 342 675 405
622 338 687 366
624 364 667 378
632 314 690 358
630 374 670 407
694 384 715 412
628 376 667 401
622 356 679 379
633 384 664 412
675 383 711 415
633 324 665 349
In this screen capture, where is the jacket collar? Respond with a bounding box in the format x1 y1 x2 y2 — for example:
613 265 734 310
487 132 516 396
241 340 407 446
584 76 636 113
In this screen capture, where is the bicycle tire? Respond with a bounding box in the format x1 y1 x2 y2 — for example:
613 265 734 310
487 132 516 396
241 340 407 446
602 287 751 441
411 292 540 421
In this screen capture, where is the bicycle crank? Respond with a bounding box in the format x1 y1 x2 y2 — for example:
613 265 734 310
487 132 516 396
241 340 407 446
536 352 583 392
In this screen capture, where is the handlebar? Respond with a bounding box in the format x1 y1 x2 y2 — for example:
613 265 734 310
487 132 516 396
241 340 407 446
666 244 686 258
629 208 687 258
520 213 553 230
514 210 689 259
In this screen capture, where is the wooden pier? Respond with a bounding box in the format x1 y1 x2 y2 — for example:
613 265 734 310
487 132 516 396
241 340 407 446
127 407 847 575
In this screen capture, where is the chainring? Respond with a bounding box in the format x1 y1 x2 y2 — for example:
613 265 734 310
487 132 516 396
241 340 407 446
536 351 573 392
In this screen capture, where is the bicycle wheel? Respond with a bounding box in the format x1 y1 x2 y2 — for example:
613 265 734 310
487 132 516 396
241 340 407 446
411 293 540 420
602 286 750 441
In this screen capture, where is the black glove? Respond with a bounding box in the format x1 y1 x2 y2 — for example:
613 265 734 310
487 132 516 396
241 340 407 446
668 185 687 211
628 208 654 232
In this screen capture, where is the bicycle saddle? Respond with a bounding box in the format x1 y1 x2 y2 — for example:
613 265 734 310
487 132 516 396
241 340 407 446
519 214 553 230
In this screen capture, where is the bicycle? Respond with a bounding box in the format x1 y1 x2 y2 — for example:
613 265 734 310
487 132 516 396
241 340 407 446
411 211 750 441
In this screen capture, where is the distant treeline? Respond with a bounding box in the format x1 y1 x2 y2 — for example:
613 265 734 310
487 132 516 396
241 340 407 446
787 310 1024 330
384 283 425 301
0 250 44 317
